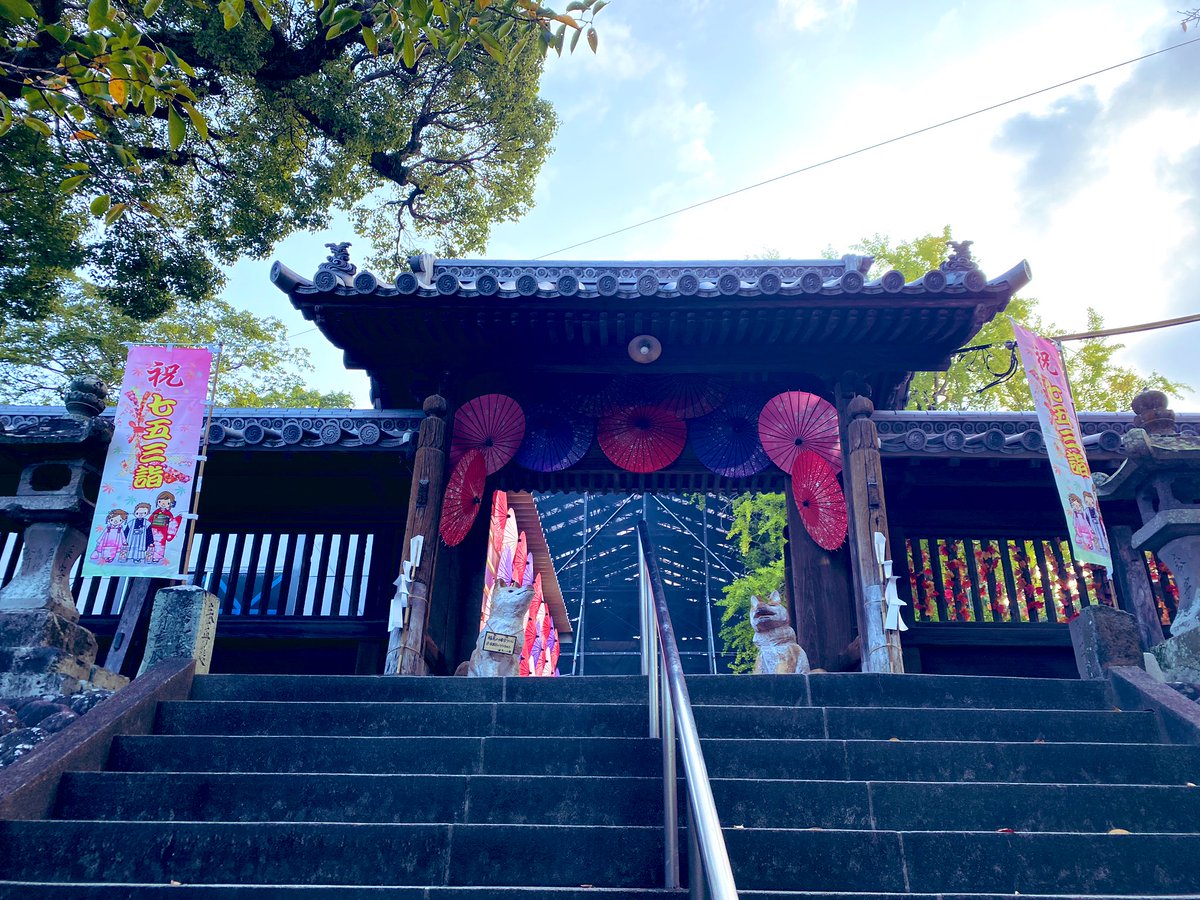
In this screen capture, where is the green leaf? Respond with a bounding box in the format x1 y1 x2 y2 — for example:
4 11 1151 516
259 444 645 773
181 101 207 140
569 22 581 52
0 99 12 137
0 0 36 24
168 104 185 150
250 0 271 29
402 28 416 67
478 29 504 63
44 23 71 43
586 25 596 52
59 174 89 194
143 0 162 16
362 24 377 54
21 115 51 137
103 201 127 225
90 194 111 216
592 0 606 12
87 0 110 32
431 0 447 21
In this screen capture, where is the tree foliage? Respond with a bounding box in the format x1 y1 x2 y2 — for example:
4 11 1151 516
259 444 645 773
0 290 353 407
715 492 788 673
0 0 605 321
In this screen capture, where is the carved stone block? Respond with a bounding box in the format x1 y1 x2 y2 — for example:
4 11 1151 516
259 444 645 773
1069 605 1144 680
0 609 126 697
138 586 220 676
1151 628 1200 684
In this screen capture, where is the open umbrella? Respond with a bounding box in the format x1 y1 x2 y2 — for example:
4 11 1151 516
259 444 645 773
515 405 594 472
653 374 731 420
450 394 526 475
759 391 842 473
598 404 687 473
577 376 656 417
511 532 529 586
689 392 771 478
480 491 509 629
790 451 847 551
439 448 487 546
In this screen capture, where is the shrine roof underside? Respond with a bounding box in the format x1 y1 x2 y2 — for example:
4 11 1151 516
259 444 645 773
271 255 1032 409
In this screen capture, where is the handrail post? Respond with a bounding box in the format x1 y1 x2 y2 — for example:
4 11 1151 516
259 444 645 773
688 802 708 900
640 538 660 738
661 642 679 888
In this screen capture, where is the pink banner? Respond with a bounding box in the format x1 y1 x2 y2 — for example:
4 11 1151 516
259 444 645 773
1012 323 1112 569
82 346 213 578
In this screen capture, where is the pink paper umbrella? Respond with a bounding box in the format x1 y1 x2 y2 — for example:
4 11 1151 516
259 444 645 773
450 394 525 475
758 391 842 473
598 404 687 473
790 451 847 551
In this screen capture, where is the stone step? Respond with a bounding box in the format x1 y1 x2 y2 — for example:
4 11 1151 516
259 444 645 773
4 888 1198 900
694 704 1157 743
719 828 1200 894
189 673 1110 712
108 733 1200 785
58 766 1200 834
0 821 663 888
109 734 662 777
712 779 1200 832
155 701 650 738
687 672 1111 710
3 821 1198 894
54 773 661 826
189 675 650 705
153 700 1154 744
703 738 1200 783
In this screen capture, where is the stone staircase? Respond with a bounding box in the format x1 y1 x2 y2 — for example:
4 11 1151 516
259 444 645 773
1 672 1199 898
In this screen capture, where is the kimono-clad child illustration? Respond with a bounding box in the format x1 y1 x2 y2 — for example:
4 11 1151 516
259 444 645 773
90 508 128 564
148 490 182 563
1068 493 1097 552
122 502 154 563
1083 491 1109 555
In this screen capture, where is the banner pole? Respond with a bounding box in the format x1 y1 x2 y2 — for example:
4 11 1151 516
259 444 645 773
179 341 224 583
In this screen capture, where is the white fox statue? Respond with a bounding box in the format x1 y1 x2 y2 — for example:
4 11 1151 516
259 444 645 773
750 591 810 675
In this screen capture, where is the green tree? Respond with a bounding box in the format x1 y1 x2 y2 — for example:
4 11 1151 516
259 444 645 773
715 492 787 673
0 291 353 407
0 0 605 321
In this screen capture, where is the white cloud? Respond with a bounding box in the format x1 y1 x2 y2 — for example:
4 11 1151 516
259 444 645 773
775 0 857 32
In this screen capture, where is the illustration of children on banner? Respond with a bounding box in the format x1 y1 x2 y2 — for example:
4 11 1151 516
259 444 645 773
82 346 213 578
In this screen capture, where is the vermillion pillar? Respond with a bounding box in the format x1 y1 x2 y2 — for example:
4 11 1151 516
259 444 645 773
387 395 449 675
842 394 904 674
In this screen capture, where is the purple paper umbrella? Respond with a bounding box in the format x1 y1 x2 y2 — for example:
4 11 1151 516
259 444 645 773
689 393 772 478
514 405 594 472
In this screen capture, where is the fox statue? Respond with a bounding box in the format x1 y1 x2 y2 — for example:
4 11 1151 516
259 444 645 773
467 584 535 677
750 591 810 675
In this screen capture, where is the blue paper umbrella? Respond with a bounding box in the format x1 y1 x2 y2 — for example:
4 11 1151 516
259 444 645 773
514 405 595 473
689 393 771 478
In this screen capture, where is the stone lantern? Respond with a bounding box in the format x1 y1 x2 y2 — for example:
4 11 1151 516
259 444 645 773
0 376 128 696
1095 390 1200 680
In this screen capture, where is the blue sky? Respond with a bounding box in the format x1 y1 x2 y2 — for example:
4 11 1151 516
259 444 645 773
226 0 1200 409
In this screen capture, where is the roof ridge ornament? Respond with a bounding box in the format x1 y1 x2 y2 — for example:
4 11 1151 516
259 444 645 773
319 242 357 277
941 240 978 272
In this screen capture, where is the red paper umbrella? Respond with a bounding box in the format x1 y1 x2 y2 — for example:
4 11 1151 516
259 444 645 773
790 451 847 551
440 449 487 546
759 391 842 473
450 394 525 475
598 404 687 473
653 375 731 420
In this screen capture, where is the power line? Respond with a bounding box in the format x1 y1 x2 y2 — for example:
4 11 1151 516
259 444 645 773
534 36 1200 260
1055 311 1200 342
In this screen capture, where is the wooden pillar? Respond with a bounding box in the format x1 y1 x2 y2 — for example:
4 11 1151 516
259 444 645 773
842 394 904 673
386 395 449 675
785 502 855 671
1109 524 1166 649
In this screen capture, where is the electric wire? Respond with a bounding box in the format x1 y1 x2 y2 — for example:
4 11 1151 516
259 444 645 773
533 36 1200 260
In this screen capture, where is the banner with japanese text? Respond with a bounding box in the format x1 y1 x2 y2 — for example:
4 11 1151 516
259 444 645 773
1012 322 1113 569
82 346 214 579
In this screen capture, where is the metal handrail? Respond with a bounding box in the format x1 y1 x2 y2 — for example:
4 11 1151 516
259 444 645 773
637 519 739 900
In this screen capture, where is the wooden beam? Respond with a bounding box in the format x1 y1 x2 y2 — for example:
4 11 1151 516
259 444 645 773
387 395 449 675
842 393 904 673
785 501 855 671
